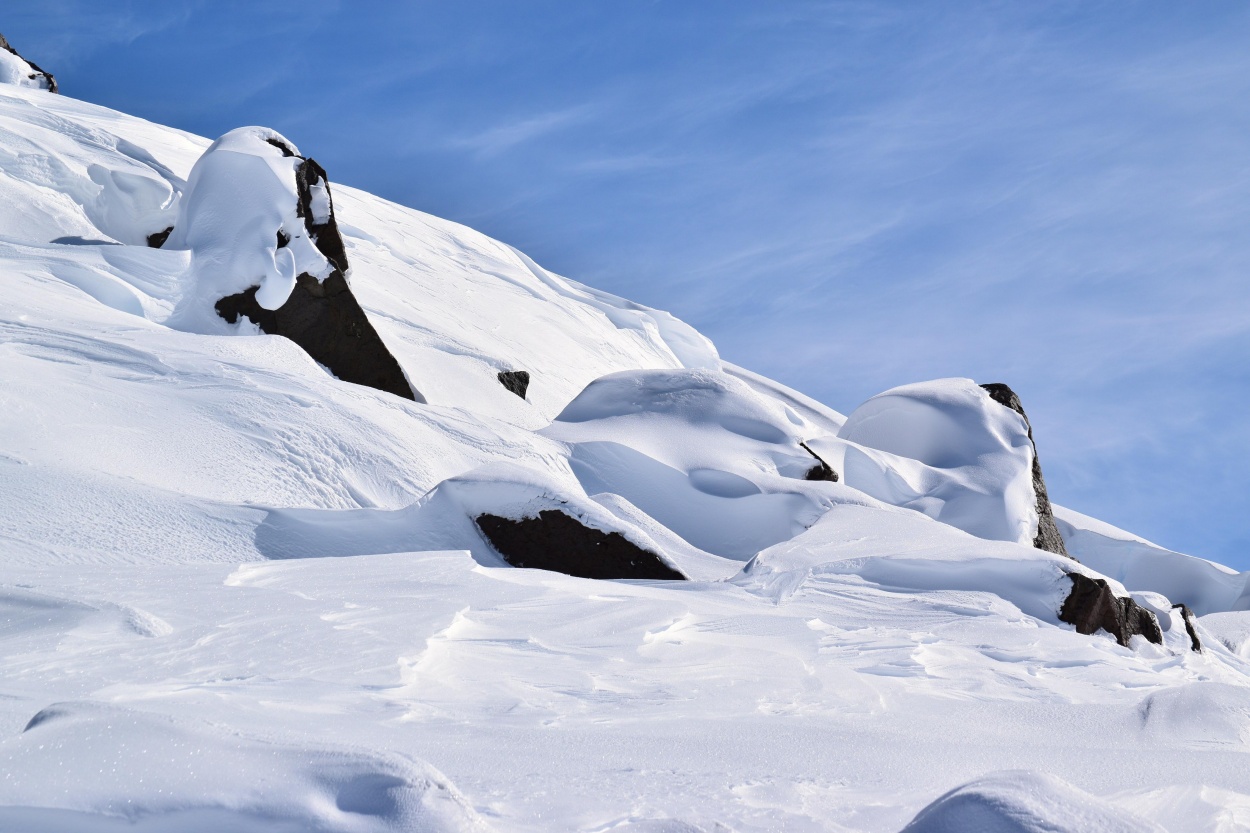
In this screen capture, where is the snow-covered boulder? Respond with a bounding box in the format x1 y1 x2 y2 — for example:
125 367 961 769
167 127 418 400
0 33 56 93
541 368 845 561
833 378 1068 555
901 770 1164 833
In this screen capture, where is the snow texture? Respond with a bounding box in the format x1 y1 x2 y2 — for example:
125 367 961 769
1 83 1249 831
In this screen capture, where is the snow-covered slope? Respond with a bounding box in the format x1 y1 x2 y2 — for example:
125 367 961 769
3 77 1250 833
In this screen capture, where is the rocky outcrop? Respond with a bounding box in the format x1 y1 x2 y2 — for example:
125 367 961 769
1172 602 1202 652
980 382 1069 557
1059 572 1162 647
0 33 57 93
799 441 838 482
475 510 686 580
497 370 530 400
214 154 419 402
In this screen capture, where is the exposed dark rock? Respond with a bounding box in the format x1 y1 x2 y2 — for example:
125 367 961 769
475 510 686 580
497 370 530 399
294 158 349 272
1059 572 1162 648
264 136 297 157
799 441 839 482
979 382 1070 558
0 33 57 93
1172 602 1202 652
216 272 417 401
212 150 420 402
146 226 173 248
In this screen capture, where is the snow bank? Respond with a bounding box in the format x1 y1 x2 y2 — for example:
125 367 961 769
1056 505 1250 615
901 770 1164 833
0 701 489 832
834 378 1040 547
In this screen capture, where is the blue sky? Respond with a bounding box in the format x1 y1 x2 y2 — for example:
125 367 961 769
7 2 1250 568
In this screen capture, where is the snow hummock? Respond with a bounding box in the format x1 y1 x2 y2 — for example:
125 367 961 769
832 378 1040 547
2 82 1250 831
900 770 1164 833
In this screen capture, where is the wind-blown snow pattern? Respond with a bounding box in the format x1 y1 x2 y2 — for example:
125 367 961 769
2 81 1250 832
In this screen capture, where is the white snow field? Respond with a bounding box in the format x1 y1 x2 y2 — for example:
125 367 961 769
2 78 1250 832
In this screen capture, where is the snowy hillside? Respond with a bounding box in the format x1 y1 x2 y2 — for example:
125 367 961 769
2 63 1250 833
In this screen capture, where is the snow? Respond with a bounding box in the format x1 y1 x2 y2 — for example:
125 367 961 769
833 378 1040 547
899 770 1164 833
0 41 53 93
2 83 1250 831
1055 505 1250 615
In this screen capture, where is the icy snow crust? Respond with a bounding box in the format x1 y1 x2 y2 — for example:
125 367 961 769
2 83 1250 831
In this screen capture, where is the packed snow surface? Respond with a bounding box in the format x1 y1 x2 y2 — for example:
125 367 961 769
2 83 1250 831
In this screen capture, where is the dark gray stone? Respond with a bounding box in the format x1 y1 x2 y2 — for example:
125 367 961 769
1172 602 1202 652
1059 572 1162 647
0 33 57 93
475 510 686 580
212 152 420 402
980 382 1070 558
799 441 839 482
497 370 530 399
146 226 173 248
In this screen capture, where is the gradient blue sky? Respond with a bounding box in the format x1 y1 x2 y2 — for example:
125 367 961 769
7 2 1250 568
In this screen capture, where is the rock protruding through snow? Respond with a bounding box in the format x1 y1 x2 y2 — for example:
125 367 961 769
475 509 687 580
497 370 530 399
0 33 57 93
1059 572 1163 647
167 127 419 401
980 382 1069 557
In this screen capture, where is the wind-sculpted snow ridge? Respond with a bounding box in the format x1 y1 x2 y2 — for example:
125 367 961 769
4 83 1250 830
827 378 1064 554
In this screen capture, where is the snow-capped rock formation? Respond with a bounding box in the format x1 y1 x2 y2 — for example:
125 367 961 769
980 382 1068 555
164 127 418 400
833 378 1066 554
0 33 56 93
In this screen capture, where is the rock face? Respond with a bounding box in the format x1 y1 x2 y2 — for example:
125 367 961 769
979 383 1069 557
1059 572 1162 647
1172 602 1203 652
212 153 418 402
0 33 57 93
799 441 839 482
497 370 530 399
475 510 686 580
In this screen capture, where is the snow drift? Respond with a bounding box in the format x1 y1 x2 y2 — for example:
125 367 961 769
1 69 1249 832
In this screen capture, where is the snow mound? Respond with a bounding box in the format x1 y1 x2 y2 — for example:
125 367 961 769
542 368 843 560
0 701 489 832
0 33 56 93
900 770 1164 833
164 127 337 331
833 378 1040 548
1056 505 1250 615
